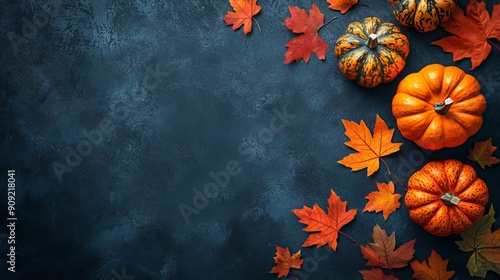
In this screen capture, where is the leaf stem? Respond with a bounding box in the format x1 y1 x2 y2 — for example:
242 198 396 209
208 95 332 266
488 39 500 51
318 16 337 32
339 230 356 243
252 17 262 32
381 158 391 175
292 270 299 280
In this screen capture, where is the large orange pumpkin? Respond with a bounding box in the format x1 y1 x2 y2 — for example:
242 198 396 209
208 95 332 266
406 159 489 236
392 64 486 150
388 0 457 33
334 17 410 88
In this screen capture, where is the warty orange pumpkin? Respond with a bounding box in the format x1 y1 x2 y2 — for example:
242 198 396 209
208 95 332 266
334 17 410 88
388 0 457 33
392 64 486 150
405 159 489 236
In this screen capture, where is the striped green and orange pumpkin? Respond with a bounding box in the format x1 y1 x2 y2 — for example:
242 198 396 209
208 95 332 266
334 17 410 88
388 0 457 33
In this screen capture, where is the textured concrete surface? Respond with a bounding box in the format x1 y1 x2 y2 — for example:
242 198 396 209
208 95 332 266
1 0 499 279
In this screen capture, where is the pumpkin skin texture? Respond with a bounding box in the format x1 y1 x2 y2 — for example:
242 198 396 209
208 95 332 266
405 159 489 237
388 0 457 33
392 64 486 150
334 17 410 88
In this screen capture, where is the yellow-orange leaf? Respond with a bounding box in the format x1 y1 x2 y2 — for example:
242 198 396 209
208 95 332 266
269 246 303 278
292 189 357 251
410 249 455 280
363 181 401 220
467 138 500 169
338 115 402 176
223 0 262 35
327 0 359 14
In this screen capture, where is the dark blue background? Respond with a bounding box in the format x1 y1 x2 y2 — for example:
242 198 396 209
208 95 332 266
1 0 499 279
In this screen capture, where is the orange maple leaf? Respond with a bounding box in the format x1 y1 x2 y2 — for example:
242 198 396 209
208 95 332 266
327 0 359 14
269 246 303 278
223 0 262 35
363 181 401 221
292 189 357 251
359 267 399 280
338 115 402 176
467 138 500 169
360 224 416 269
431 0 500 70
283 3 335 64
410 249 455 280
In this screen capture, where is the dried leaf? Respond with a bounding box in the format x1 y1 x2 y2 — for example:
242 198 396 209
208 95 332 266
431 0 500 70
360 224 416 269
467 138 500 169
292 189 357 251
223 0 262 35
269 246 304 278
410 249 455 280
283 3 330 64
456 205 500 278
363 181 401 220
327 0 359 14
359 267 399 280
338 115 402 176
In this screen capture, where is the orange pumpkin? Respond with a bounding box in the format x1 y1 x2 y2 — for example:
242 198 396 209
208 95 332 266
334 17 410 88
392 64 486 150
405 159 489 236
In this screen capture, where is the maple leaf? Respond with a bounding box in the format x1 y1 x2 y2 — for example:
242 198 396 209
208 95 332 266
456 205 500 278
292 189 357 251
363 181 401 220
467 138 500 169
410 249 455 280
223 0 262 35
359 267 399 280
360 224 416 269
431 0 500 70
337 115 402 176
283 3 335 64
327 0 359 14
269 246 303 278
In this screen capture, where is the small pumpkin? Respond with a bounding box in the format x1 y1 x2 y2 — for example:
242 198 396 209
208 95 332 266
334 17 410 88
406 159 489 236
388 0 457 33
392 64 486 150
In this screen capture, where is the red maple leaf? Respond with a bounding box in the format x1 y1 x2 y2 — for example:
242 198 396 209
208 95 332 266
269 246 303 278
432 0 500 70
292 189 357 251
283 3 336 64
359 267 399 280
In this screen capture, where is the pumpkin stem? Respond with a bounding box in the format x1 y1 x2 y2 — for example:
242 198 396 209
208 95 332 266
365 33 378 49
435 97 453 115
441 192 460 206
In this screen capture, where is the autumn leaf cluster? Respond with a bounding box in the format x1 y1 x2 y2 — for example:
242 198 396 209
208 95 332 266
220 0 500 278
